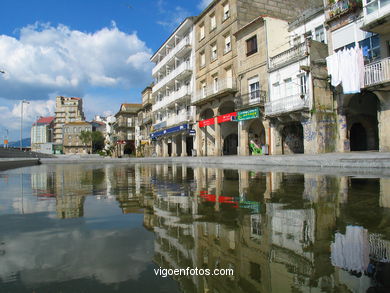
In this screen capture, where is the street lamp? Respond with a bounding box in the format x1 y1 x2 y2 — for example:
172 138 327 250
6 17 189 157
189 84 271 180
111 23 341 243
20 100 30 150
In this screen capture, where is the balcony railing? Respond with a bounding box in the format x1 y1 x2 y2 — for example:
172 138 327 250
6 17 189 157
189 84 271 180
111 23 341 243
325 0 362 21
265 94 310 116
153 61 192 92
364 57 390 87
152 85 192 112
269 42 307 70
153 111 193 129
152 35 192 76
363 0 390 24
235 90 267 108
192 78 237 104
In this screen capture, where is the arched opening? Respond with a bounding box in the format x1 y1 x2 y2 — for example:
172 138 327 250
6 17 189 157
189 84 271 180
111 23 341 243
124 143 134 155
199 108 215 156
247 119 265 155
282 122 304 154
350 123 367 151
219 100 238 156
347 92 379 151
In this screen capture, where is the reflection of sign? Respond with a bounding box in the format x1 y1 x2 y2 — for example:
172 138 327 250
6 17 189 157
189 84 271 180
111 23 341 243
199 118 215 128
189 129 196 136
217 112 237 123
237 108 260 121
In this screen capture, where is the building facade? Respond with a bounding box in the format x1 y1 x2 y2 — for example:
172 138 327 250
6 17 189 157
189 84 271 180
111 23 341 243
150 17 196 157
324 0 390 152
31 116 55 153
53 96 85 151
113 103 142 157
135 85 154 157
62 121 93 154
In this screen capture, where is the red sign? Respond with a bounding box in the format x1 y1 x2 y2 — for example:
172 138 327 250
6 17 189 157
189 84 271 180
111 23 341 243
199 117 215 128
217 112 237 123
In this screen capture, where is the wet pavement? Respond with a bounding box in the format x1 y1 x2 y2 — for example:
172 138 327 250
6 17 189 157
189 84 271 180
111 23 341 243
0 163 390 293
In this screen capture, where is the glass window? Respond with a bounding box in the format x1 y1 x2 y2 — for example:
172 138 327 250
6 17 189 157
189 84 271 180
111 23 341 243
359 34 381 62
223 2 230 20
284 78 292 97
272 82 280 99
299 74 307 96
225 35 231 53
200 24 205 40
248 76 260 100
211 43 217 60
213 76 219 93
315 25 325 43
200 52 205 67
210 14 216 31
201 81 207 98
246 35 257 56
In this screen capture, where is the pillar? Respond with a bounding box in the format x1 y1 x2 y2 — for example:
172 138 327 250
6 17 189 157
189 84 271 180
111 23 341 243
163 138 168 157
195 122 203 156
239 121 249 156
172 136 177 157
214 118 221 156
239 170 249 197
337 107 349 152
181 133 187 157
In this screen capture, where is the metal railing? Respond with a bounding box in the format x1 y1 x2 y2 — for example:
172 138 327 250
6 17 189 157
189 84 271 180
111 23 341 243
269 41 307 69
192 78 237 104
265 94 310 116
325 0 362 20
152 85 192 112
152 35 192 76
364 57 390 87
363 0 390 24
153 61 192 92
236 90 267 108
153 111 193 129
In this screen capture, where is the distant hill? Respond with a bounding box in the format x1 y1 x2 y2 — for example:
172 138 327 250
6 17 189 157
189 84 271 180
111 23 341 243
7 138 31 148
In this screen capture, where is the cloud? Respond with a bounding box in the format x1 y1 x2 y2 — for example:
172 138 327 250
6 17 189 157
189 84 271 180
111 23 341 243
156 2 191 32
198 0 213 10
0 22 154 101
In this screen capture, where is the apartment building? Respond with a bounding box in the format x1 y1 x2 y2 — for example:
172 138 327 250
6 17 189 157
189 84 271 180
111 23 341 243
234 17 290 156
53 96 85 151
31 116 55 153
192 0 321 156
324 0 390 152
62 121 93 154
113 103 142 157
265 7 335 155
150 17 196 157
135 85 154 157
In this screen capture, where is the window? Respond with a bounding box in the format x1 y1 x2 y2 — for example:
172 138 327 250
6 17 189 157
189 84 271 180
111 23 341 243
223 2 230 20
299 74 307 96
246 35 257 56
251 215 262 237
199 23 205 40
213 76 219 93
293 35 301 46
201 81 207 98
272 82 280 99
284 78 293 97
359 34 380 63
210 13 216 31
200 52 206 67
224 35 231 53
315 25 325 43
248 76 260 101
211 43 217 61
304 31 312 40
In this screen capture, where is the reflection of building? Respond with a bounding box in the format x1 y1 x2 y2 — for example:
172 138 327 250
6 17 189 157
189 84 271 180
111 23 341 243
113 103 142 157
53 96 85 149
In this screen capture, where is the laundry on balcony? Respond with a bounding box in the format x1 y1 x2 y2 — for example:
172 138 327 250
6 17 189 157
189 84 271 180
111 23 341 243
326 46 365 94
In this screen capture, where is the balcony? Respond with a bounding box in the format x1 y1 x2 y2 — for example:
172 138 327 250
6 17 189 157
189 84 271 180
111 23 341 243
325 0 362 21
361 0 390 33
364 57 390 87
166 111 193 127
152 36 192 76
269 42 308 70
235 90 267 110
192 78 237 105
152 85 192 112
265 94 310 116
153 61 192 92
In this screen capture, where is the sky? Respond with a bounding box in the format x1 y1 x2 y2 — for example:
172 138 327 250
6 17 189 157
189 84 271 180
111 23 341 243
0 0 213 142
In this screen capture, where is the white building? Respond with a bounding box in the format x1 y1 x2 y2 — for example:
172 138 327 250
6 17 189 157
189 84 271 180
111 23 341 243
150 17 196 157
31 116 55 153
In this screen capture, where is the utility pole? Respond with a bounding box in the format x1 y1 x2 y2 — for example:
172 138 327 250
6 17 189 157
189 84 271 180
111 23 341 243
20 100 30 150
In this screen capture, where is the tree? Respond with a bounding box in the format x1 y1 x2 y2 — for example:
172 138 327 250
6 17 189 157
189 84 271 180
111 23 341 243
79 130 105 154
79 131 92 153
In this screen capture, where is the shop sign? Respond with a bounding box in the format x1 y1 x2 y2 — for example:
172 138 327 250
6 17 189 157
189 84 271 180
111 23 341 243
150 124 189 139
217 112 237 123
188 129 196 136
237 108 260 121
199 118 215 128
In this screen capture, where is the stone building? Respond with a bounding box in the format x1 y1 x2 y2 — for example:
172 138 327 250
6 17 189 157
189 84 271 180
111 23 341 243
62 121 93 154
234 16 289 156
113 103 142 157
324 0 390 152
266 7 336 155
53 96 85 152
192 0 323 156
135 85 154 157
150 17 196 157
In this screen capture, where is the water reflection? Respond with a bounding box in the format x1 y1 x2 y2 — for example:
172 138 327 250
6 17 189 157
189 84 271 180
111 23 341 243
0 164 389 292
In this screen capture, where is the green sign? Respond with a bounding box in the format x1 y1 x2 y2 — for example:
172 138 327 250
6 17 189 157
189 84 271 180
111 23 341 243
237 108 260 121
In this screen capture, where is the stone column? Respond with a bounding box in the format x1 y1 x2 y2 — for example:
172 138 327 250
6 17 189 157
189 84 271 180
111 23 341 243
337 107 349 152
195 122 203 156
239 170 249 197
377 95 390 152
214 117 221 156
181 133 187 157
239 121 249 156
171 136 177 157
181 164 187 178
163 138 168 157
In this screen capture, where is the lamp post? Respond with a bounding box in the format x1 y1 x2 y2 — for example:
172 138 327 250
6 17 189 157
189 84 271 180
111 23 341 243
20 100 30 150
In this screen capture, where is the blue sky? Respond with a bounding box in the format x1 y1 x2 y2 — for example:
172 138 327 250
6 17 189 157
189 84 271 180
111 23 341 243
0 0 212 141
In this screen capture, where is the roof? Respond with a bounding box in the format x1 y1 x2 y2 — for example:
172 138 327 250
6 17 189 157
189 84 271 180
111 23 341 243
36 116 55 124
64 121 91 126
92 121 105 126
117 103 142 114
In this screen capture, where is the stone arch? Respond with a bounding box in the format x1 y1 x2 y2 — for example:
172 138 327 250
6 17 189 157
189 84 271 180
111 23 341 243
244 119 266 155
282 122 304 154
347 92 379 151
218 100 238 156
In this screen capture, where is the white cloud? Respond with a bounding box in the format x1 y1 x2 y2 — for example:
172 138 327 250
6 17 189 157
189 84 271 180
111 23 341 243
0 22 153 101
198 0 213 10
